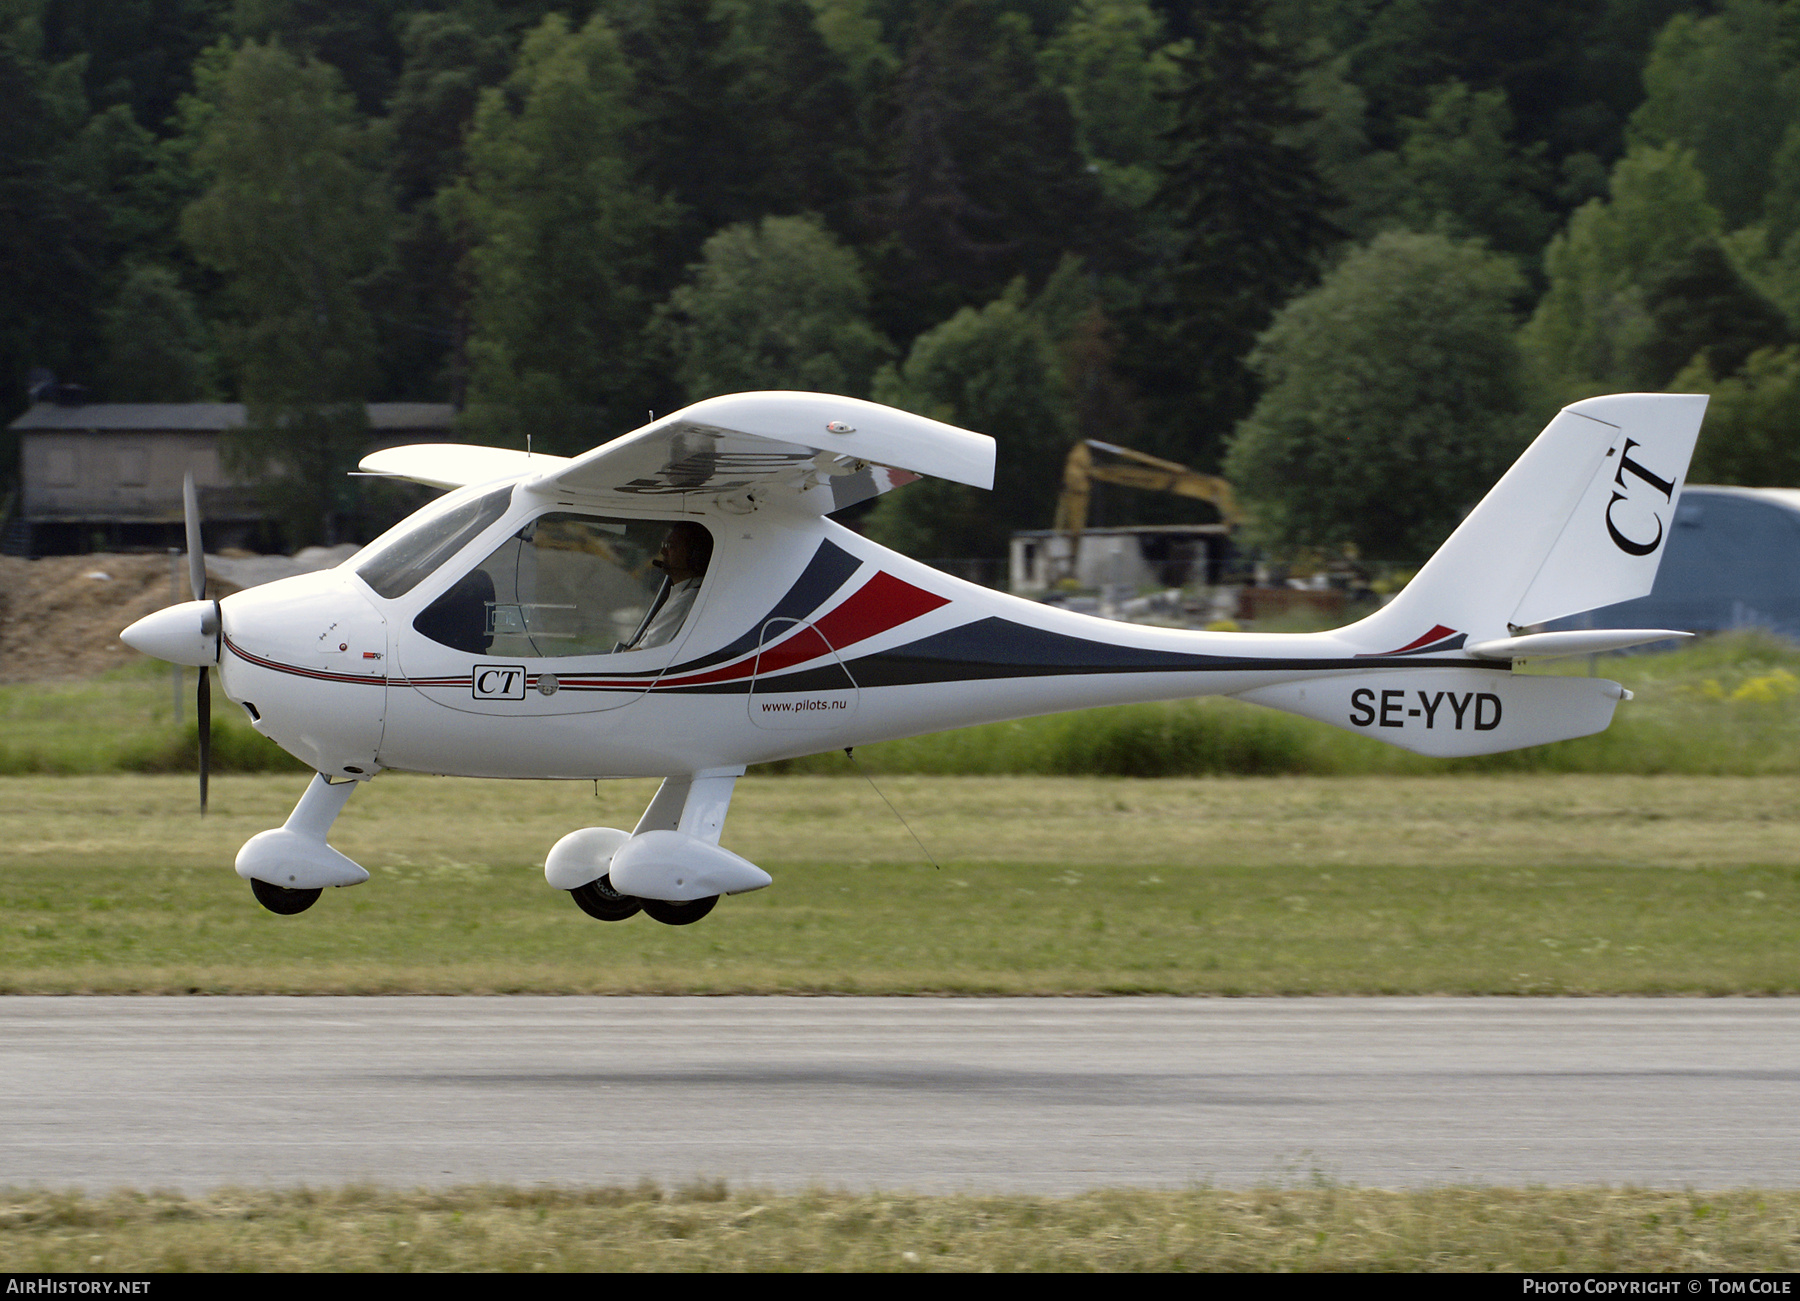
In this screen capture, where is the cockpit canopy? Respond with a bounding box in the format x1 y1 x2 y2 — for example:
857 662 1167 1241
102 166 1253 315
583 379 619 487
355 483 515 601
353 490 712 659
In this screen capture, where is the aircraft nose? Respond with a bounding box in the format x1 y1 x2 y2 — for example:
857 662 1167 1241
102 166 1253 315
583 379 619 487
121 599 220 667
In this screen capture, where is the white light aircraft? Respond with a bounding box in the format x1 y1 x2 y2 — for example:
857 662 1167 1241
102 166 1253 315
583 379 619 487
123 391 1706 922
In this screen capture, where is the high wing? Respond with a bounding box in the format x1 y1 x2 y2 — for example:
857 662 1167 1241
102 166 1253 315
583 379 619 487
358 392 996 513
532 391 993 513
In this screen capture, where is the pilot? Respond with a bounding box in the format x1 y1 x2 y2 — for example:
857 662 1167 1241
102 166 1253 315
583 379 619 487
622 521 712 651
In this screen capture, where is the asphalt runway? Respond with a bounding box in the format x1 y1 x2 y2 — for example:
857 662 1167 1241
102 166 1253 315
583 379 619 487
4 996 1799 1196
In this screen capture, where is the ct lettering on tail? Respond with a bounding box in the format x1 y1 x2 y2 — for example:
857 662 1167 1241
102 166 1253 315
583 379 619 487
1605 438 1678 557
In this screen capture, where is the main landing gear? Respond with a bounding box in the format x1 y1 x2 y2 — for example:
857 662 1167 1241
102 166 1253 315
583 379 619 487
547 768 765 928
642 895 717 926
569 874 718 926
570 874 639 921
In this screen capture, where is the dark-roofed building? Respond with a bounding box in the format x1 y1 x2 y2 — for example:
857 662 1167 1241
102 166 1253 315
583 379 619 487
1551 486 1800 642
5 402 455 556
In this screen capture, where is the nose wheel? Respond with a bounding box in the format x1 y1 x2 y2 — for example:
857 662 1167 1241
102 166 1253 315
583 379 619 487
250 878 322 915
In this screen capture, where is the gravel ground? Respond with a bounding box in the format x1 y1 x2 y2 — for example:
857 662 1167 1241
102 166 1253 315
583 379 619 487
0 545 355 683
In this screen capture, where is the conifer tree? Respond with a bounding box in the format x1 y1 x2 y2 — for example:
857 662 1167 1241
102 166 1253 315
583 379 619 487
1144 0 1339 469
447 12 674 451
870 0 1106 346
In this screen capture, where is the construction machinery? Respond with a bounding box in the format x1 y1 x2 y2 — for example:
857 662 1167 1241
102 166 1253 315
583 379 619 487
1047 440 1241 585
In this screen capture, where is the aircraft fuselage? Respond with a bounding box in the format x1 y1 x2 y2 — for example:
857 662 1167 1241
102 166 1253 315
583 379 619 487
214 495 1494 781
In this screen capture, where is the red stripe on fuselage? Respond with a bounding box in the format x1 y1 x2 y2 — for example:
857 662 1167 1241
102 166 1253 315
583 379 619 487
224 633 390 685
1368 624 1459 656
813 569 949 648
652 570 950 689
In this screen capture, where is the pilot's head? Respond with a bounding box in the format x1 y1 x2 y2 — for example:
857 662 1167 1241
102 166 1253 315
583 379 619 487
653 521 712 584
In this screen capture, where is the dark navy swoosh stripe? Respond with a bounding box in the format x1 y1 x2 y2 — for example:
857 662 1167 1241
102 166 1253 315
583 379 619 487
650 617 1505 694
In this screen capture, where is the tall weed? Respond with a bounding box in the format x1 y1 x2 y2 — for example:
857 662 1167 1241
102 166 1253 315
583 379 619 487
773 631 1800 777
12 633 1800 778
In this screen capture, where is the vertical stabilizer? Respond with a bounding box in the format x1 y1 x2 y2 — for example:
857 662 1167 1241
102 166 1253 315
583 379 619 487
1348 393 1707 650
1508 393 1708 627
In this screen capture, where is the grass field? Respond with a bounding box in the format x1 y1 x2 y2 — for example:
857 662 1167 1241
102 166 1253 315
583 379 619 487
5 1183 1799 1271
10 643 1800 1268
4 770 1799 994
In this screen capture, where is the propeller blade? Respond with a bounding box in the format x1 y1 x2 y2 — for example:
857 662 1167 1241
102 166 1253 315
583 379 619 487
187 473 212 814
198 666 211 815
183 471 205 602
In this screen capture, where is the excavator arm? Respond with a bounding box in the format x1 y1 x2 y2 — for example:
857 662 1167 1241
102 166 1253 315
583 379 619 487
1052 440 1241 536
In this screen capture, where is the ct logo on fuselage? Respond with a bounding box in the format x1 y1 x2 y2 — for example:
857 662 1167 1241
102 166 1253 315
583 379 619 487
1605 438 1678 558
473 664 527 700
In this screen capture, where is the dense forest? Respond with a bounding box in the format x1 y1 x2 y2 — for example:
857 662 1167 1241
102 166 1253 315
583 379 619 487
3 0 1796 561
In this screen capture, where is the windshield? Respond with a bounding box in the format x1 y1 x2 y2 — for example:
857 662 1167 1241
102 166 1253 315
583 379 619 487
355 484 515 599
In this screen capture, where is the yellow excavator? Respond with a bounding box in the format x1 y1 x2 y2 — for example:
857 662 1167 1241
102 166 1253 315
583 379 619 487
1046 439 1242 589
1052 439 1241 537
1050 439 1241 578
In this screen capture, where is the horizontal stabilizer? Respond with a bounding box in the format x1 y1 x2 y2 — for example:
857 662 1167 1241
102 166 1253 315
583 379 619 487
357 444 568 489
1466 629 1691 661
1233 669 1629 757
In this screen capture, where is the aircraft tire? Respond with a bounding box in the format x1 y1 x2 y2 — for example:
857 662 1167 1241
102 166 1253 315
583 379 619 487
570 875 642 922
250 878 322 915
640 895 718 926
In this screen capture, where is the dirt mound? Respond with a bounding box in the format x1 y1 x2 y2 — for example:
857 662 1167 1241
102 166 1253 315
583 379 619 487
0 554 244 684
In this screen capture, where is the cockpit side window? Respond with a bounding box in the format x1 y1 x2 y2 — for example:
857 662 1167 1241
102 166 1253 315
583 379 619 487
412 514 713 658
356 484 514 599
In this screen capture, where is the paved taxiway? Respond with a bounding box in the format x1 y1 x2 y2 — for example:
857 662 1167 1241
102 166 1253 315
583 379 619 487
4 997 1798 1194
